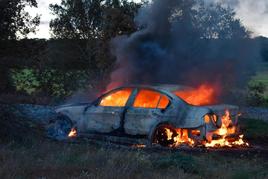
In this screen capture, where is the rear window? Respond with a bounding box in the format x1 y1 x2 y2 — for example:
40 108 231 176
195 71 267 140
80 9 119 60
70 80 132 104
100 88 132 107
133 89 169 109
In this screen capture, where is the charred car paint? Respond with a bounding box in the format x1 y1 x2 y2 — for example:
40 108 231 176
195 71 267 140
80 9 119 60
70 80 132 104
47 85 242 147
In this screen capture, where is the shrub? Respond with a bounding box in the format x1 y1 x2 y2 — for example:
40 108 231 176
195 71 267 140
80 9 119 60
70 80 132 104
10 69 40 95
10 69 93 98
246 82 267 106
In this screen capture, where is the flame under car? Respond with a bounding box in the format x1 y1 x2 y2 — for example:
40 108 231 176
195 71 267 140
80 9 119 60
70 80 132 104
47 85 245 147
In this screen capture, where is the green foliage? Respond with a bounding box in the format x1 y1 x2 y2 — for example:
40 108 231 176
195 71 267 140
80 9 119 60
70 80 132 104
0 0 40 40
11 69 40 95
246 82 267 106
49 0 139 40
40 69 90 97
10 69 91 98
49 0 141 73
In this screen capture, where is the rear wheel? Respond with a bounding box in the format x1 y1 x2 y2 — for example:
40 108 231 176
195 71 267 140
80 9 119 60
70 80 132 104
47 115 72 140
152 124 177 147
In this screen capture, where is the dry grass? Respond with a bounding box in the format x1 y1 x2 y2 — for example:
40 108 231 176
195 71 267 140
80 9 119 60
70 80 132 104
0 140 267 179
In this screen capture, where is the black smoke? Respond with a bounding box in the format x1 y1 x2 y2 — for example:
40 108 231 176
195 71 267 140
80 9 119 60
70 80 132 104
108 0 261 103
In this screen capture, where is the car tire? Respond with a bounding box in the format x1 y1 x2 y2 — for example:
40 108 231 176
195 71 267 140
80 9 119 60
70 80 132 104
46 115 72 140
152 124 177 147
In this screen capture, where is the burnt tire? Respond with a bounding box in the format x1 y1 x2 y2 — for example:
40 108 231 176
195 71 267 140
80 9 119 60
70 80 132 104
152 124 177 147
46 115 72 140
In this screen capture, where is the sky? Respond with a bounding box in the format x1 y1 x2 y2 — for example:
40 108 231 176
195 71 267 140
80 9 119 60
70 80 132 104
26 0 268 39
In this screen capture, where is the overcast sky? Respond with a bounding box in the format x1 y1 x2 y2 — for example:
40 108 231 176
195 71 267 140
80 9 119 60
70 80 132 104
26 0 268 39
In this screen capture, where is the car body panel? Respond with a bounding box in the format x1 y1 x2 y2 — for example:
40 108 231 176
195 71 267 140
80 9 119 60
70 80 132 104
55 85 237 139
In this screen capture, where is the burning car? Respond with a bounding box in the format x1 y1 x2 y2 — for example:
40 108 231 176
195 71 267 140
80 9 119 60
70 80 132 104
47 85 248 148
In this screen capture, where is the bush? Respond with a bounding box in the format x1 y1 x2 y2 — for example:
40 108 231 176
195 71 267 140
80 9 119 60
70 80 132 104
10 69 94 98
246 82 267 106
11 69 40 95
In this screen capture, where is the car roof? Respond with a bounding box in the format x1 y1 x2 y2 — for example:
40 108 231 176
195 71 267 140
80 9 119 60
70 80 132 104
120 84 193 93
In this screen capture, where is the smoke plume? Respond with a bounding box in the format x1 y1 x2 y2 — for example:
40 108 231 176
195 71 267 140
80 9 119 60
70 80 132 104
108 0 261 103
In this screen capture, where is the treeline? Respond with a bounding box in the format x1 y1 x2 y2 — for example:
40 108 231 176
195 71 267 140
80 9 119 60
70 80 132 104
0 0 142 102
1 0 268 104
0 39 115 99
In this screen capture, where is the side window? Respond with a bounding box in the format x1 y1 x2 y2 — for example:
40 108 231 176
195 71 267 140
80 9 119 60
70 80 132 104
100 88 132 107
133 89 170 109
158 95 169 109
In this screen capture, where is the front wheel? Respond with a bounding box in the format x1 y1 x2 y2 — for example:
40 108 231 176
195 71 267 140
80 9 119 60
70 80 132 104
47 115 72 140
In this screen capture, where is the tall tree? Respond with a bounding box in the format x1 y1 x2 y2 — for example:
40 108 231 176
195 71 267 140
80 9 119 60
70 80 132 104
49 0 140 40
0 0 40 40
49 0 141 72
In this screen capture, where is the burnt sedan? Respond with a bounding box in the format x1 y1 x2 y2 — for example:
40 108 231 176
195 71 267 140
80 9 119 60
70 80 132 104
47 85 240 147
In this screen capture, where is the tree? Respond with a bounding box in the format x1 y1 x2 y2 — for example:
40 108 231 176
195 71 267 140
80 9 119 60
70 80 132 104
0 0 40 40
49 0 141 73
0 0 40 92
49 0 140 40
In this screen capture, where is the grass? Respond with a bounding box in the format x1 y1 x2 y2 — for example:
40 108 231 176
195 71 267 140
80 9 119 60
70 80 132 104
1 118 268 179
0 141 267 179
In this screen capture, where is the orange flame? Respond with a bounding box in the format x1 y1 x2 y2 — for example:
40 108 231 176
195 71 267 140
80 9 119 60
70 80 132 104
164 128 195 147
68 128 77 138
159 110 249 148
174 129 195 146
204 110 249 148
173 84 217 106
100 88 132 107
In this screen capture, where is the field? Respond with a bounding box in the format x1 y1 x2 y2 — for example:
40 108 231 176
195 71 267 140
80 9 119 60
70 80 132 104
1 118 268 179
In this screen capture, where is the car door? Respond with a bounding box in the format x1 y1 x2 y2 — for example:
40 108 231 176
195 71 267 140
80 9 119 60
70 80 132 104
124 89 170 135
84 88 133 133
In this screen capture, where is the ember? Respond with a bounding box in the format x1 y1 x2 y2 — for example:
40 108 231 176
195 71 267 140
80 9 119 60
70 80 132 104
68 128 77 138
174 84 217 106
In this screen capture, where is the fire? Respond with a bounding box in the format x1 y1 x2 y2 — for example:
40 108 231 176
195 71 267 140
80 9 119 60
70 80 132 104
100 88 132 107
157 110 249 148
173 84 217 106
204 110 249 148
174 129 195 146
161 128 195 147
133 89 169 109
68 128 77 138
